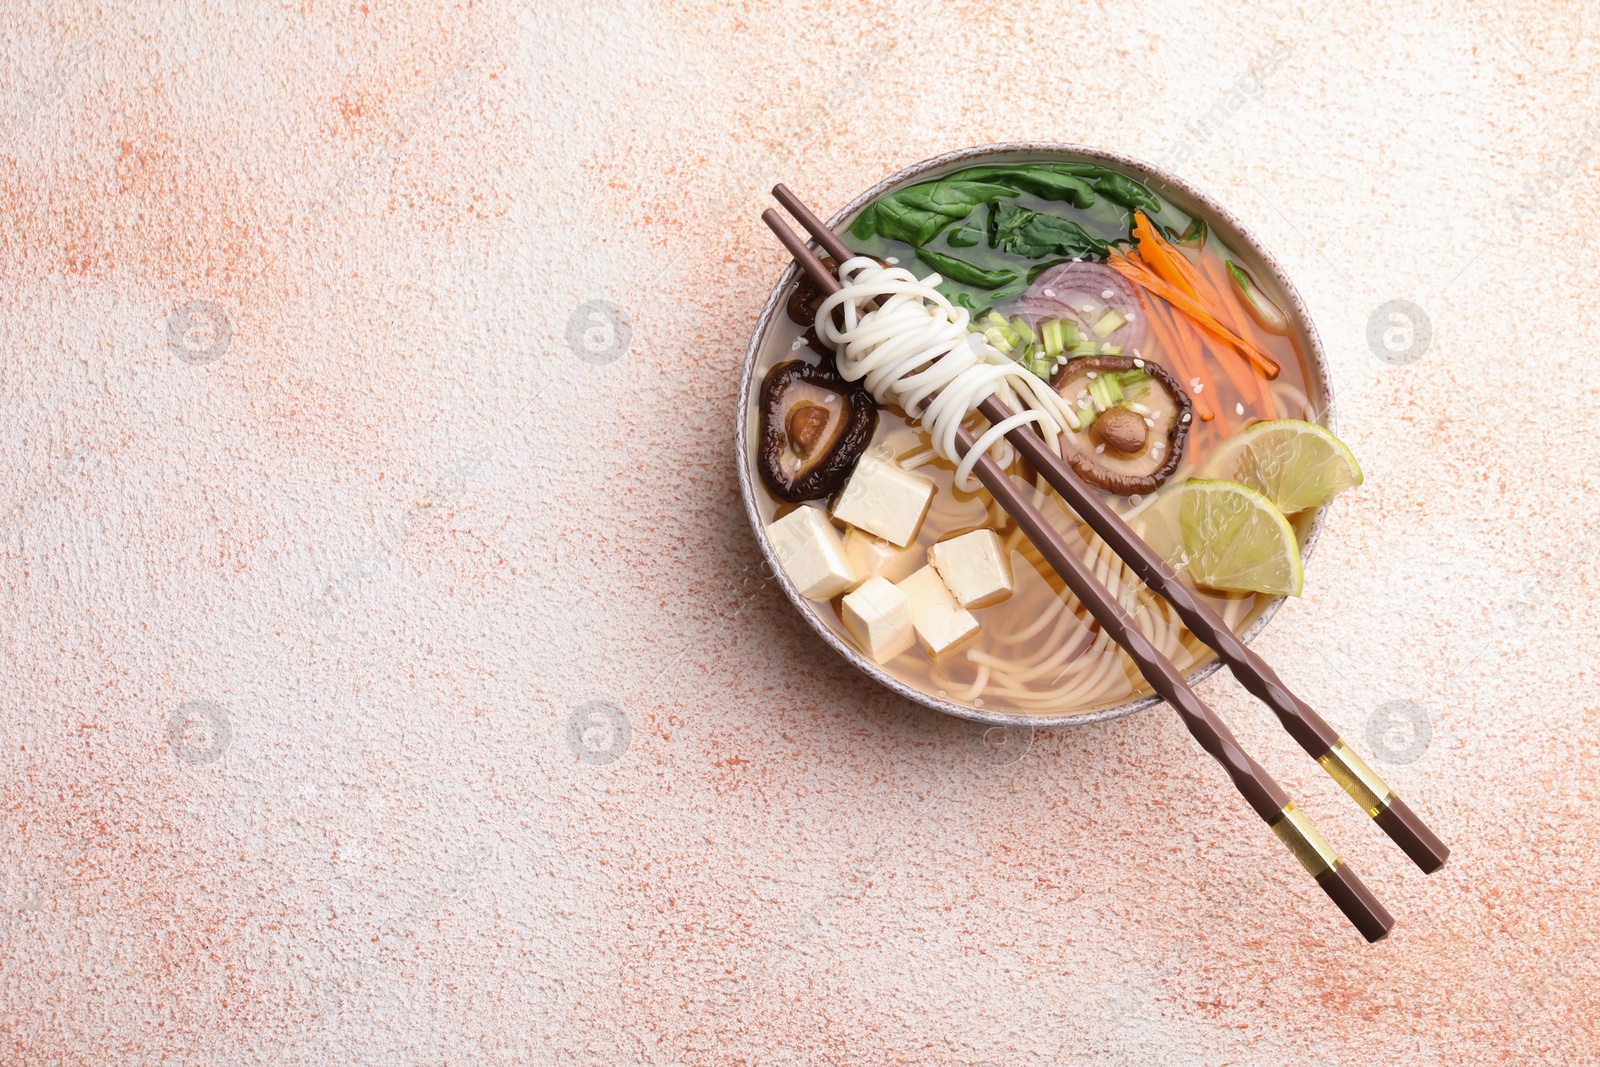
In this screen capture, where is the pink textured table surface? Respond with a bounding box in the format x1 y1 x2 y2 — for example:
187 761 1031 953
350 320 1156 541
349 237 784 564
3 2 1597 1064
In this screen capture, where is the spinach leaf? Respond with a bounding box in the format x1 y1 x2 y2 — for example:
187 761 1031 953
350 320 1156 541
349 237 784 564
1032 163 1162 212
987 201 1109 261
852 197 950 246
1010 168 1098 207
850 203 879 240
852 179 1019 247
946 216 984 248
896 180 1018 217
914 249 1018 290
1174 216 1208 249
958 165 1098 208
1090 172 1162 212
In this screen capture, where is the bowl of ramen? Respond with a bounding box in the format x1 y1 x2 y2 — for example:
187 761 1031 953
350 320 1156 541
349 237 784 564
737 143 1359 727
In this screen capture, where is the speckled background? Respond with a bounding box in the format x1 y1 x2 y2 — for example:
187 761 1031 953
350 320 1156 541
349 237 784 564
2 2 1597 1064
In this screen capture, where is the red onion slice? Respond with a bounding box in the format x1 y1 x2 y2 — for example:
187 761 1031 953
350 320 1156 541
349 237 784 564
1006 261 1148 352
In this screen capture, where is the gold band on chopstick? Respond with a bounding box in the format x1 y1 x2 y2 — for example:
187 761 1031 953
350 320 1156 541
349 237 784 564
1268 803 1343 882
1317 739 1398 818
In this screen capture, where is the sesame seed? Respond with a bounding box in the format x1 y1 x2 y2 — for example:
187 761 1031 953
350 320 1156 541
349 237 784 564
1181 412 1192 423
1044 288 1056 297
1095 444 1106 453
1101 289 1115 299
886 256 899 264
1194 383 1204 394
1235 402 1245 415
1130 494 1144 506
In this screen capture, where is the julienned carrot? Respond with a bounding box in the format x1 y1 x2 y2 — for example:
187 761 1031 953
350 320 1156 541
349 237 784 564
1201 323 1268 428
1185 252 1275 415
1131 211 1199 299
1128 228 1277 418
1200 254 1280 357
1108 250 1281 379
1122 229 1281 406
1126 242 1271 420
1143 297 1217 425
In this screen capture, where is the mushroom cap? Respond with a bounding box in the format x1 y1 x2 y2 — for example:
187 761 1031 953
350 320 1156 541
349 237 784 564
757 360 878 503
1048 356 1192 496
786 257 839 328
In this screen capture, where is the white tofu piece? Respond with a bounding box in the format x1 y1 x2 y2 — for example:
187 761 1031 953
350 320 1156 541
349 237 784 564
928 529 1015 609
842 528 922 587
765 506 855 600
840 575 915 664
897 565 980 657
830 454 935 548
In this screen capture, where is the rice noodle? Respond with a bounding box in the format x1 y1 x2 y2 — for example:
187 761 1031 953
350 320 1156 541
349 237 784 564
816 257 1083 489
810 256 1262 716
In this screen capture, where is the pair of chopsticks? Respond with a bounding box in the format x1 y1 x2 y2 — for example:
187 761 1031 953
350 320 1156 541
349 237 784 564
763 185 1448 942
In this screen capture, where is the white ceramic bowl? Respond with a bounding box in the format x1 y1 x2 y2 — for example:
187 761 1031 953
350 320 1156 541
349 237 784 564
737 143 1334 727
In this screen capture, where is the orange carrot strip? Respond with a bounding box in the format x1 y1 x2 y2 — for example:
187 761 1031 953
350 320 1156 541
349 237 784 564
1132 221 1277 411
1177 252 1270 414
1132 211 1199 299
1108 250 1281 379
1143 298 1218 425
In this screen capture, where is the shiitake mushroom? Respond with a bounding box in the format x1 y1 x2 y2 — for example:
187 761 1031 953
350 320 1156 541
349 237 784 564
1049 356 1192 496
786 257 838 328
757 360 877 502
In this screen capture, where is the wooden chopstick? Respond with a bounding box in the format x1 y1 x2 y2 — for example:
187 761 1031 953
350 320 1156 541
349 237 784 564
761 205 1395 942
773 183 1449 877
980 394 1449 873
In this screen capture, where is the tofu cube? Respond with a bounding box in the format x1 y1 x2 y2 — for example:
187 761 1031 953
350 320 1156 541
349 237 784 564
765 506 855 600
897 565 980 657
830 454 935 548
843 528 922 587
928 529 1015 609
840 575 915 664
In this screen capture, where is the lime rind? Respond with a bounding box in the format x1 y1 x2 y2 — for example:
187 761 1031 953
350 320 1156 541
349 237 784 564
1179 479 1304 597
1203 419 1363 515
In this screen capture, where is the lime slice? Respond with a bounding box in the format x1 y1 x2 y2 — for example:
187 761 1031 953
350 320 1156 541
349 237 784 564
1179 480 1303 596
1125 485 1185 569
1204 420 1363 515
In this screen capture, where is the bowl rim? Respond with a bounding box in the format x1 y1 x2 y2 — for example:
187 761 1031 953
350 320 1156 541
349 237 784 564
735 141 1334 728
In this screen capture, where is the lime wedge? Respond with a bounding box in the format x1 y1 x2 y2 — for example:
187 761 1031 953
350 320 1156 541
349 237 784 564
1203 420 1363 515
1179 480 1304 596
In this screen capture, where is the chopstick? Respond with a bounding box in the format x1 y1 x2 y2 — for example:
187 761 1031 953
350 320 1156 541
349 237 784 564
980 394 1450 872
772 183 1449 877
761 206 1395 942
